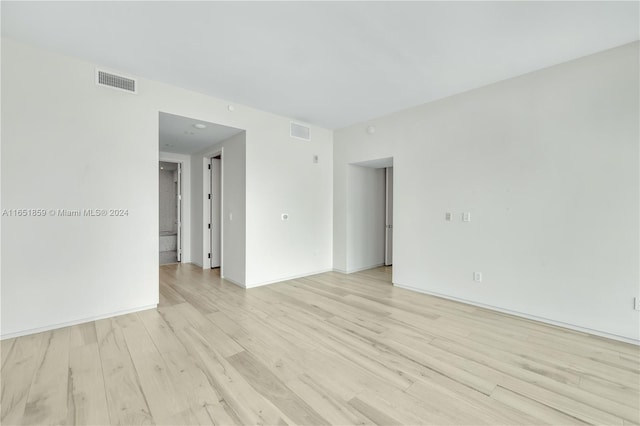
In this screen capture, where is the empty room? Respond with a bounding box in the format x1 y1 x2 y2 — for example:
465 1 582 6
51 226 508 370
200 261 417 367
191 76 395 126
1 2 638 425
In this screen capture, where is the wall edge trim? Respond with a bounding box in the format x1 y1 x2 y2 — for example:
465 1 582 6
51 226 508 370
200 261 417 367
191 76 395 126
1 303 158 340
394 283 639 346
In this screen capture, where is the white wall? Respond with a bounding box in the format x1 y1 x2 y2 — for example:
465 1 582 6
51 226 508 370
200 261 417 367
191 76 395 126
190 132 246 286
334 42 640 342
1 39 333 338
1 40 159 338
342 165 386 273
333 161 348 272
245 125 333 287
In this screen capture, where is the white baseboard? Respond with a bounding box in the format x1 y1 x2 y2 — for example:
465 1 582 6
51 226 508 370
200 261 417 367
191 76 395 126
394 283 639 346
333 263 385 274
221 275 246 288
0 304 158 340
245 268 333 289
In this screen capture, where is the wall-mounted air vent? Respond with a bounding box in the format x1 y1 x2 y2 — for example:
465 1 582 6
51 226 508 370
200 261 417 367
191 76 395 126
290 122 310 141
96 69 137 94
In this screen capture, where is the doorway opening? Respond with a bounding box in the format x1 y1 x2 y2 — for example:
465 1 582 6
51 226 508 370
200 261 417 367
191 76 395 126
348 157 393 273
159 111 245 283
159 161 182 264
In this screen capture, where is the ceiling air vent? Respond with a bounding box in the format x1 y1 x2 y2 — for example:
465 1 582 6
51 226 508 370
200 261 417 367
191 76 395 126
96 69 137 94
290 122 310 141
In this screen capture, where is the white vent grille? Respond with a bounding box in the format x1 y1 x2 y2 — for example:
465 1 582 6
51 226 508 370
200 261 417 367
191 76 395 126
290 122 310 141
96 69 137 93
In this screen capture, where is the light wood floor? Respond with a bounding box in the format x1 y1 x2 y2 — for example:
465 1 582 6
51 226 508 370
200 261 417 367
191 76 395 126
1 264 639 425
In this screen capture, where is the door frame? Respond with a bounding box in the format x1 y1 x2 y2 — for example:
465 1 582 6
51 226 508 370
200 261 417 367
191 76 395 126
158 154 190 263
203 149 224 274
175 162 182 261
210 155 222 269
385 166 393 266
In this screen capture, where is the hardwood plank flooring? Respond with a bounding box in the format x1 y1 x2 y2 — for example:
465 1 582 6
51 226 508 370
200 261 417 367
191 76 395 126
22 327 70 425
66 343 110 425
1 264 638 425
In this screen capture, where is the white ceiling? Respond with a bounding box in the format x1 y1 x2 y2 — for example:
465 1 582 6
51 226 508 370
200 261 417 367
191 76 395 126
2 2 638 129
353 157 394 169
159 112 243 155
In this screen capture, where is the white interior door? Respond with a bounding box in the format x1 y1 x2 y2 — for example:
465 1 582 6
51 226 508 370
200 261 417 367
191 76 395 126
176 163 181 262
385 167 393 266
210 158 221 268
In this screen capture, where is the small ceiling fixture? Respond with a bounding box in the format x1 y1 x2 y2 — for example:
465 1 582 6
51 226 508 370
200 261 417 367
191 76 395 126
193 123 207 129
228 105 235 112
366 125 376 134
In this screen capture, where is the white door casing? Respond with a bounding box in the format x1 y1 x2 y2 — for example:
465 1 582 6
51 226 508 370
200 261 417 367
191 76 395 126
385 167 393 266
210 158 221 268
176 163 182 262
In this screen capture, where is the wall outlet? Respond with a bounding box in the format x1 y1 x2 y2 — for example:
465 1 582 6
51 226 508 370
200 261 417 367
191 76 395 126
463 212 472 222
473 272 482 282
634 297 640 311
445 212 453 221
